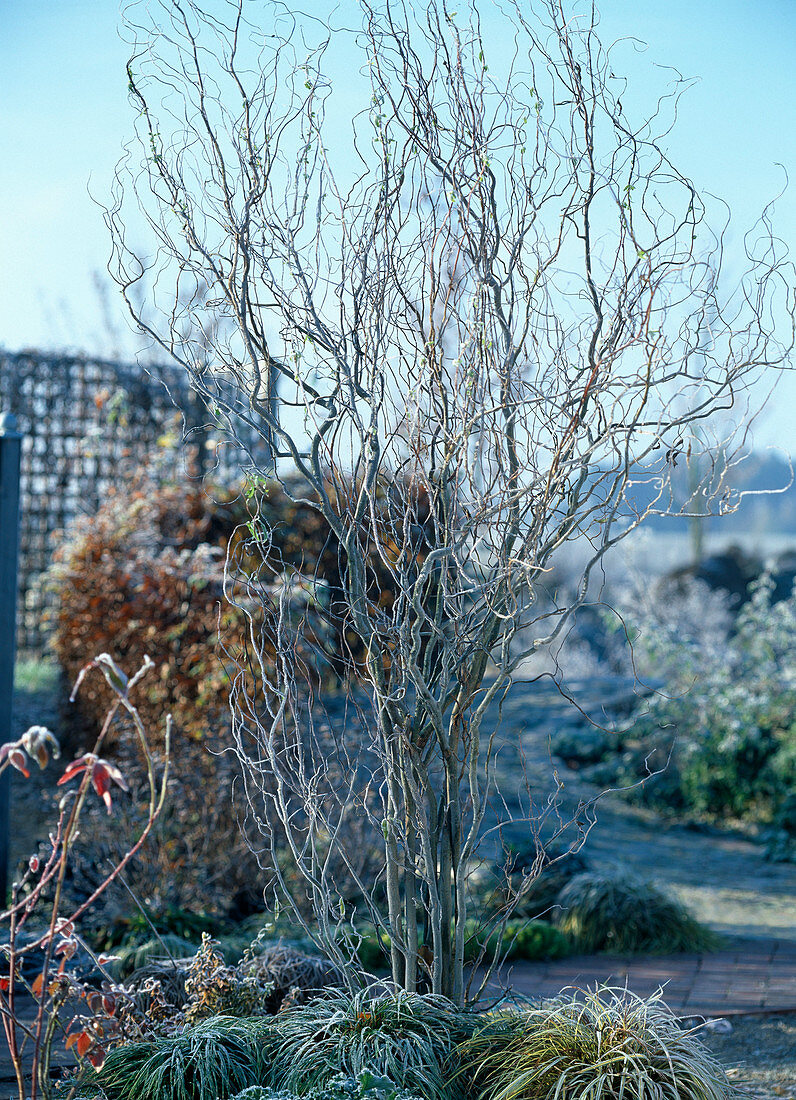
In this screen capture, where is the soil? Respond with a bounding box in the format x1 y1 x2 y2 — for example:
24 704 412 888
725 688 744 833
702 1014 796 1097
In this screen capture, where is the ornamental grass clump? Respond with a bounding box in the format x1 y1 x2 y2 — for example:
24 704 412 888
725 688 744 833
461 988 736 1100
242 942 346 1012
269 990 472 1100
86 1016 274 1100
553 873 718 955
112 933 199 978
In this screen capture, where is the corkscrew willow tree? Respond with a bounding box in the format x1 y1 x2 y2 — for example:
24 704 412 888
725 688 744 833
106 0 794 1004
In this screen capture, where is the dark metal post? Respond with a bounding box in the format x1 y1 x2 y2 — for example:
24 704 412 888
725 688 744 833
186 391 207 482
0 412 22 905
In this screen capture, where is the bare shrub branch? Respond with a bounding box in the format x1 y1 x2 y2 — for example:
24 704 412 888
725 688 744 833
106 0 794 1003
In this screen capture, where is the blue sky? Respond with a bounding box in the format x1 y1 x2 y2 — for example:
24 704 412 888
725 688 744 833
2 0 795 448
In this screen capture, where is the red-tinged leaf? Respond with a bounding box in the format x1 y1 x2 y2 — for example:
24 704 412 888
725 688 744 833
92 768 109 799
57 766 82 787
102 994 116 1015
6 748 30 778
101 759 128 792
87 1046 106 1070
58 756 92 786
0 977 9 992
55 935 78 959
31 973 45 997
76 1031 92 1058
65 1032 80 1051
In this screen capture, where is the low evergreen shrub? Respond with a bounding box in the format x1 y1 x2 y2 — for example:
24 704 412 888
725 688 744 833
227 1070 423 1100
463 920 573 963
620 576 796 825
357 919 572 972
355 928 393 972
97 905 223 952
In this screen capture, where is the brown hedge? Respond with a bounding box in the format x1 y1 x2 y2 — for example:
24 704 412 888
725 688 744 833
49 476 398 748
50 482 246 751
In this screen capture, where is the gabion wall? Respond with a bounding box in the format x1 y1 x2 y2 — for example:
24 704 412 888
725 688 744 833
0 350 214 656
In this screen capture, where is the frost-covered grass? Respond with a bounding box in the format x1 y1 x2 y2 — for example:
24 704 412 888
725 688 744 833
460 988 736 1100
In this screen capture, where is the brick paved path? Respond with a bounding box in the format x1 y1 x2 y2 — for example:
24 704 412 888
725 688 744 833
499 936 796 1016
